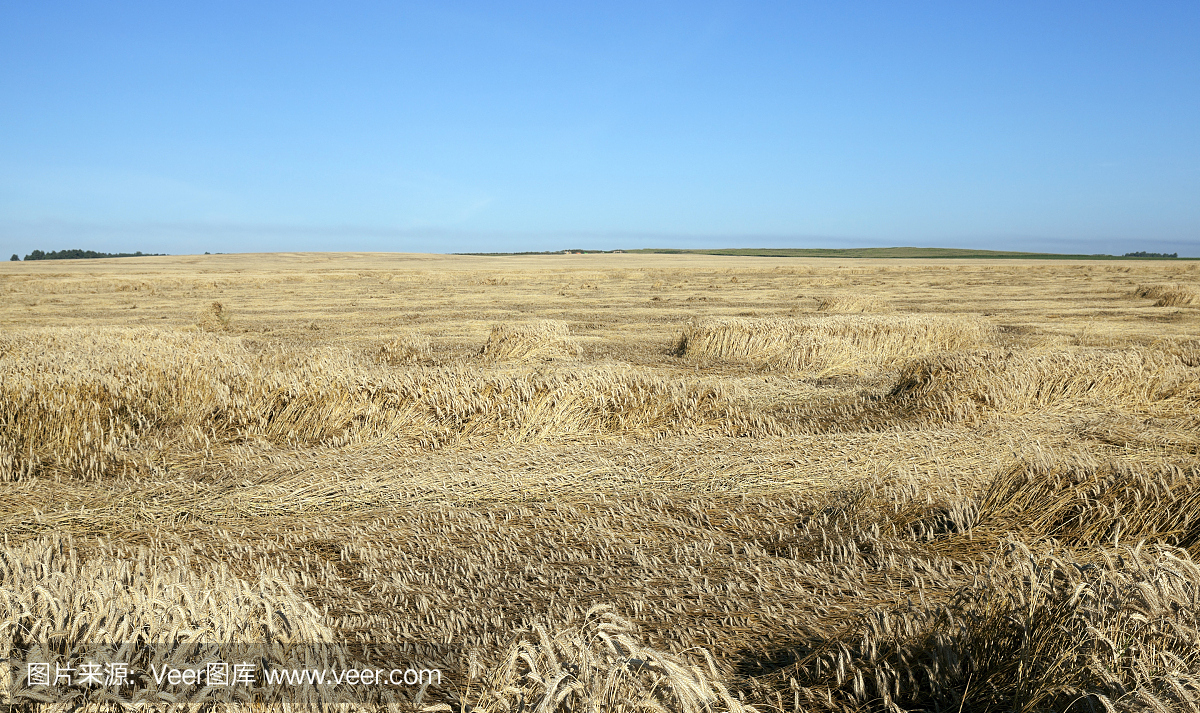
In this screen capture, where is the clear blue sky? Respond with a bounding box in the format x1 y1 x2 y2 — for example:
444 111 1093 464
2 2 1198 257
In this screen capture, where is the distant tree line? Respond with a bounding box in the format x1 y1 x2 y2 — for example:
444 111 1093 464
20 249 165 261
1123 251 1178 258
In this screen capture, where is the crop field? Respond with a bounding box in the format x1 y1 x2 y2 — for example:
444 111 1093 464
2 252 1199 712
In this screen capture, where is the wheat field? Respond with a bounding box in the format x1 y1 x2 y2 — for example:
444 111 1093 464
1 252 1199 712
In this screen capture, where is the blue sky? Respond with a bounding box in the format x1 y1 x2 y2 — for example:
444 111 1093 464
2 2 1198 257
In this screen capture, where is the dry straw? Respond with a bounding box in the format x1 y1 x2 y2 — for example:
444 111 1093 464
975 457 1200 548
196 300 233 332
5 452 1200 711
469 605 752 713
748 454 1200 712
887 346 1200 424
673 315 993 377
1153 288 1198 307
479 320 580 361
7 257 1200 712
814 295 893 313
375 330 434 365
789 541 1200 712
1133 283 1199 307
0 327 779 481
0 535 350 712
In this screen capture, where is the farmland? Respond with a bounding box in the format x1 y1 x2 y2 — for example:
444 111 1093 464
2 252 1199 712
